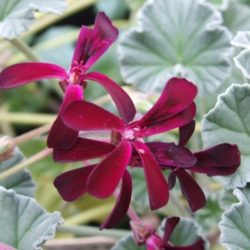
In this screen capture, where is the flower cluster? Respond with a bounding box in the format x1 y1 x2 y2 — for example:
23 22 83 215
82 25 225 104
0 11 241 245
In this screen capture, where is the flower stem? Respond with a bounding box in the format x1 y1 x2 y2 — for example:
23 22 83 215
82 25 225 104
0 112 55 125
58 225 129 238
0 148 52 180
13 123 52 145
8 38 39 61
26 0 97 37
64 203 115 225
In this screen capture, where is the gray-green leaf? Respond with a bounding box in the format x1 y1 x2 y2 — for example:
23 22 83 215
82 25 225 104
231 31 250 79
0 0 67 39
0 187 63 250
118 0 232 95
202 84 250 189
219 186 250 250
111 234 145 250
0 148 35 197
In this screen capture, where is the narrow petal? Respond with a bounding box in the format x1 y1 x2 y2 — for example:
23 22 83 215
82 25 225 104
53 138 115 162
192 144 240 176
47 85 83 150
84 72 136 123
139 103 196 137
54 165 95 201
132 141 169 210
179 120 195 146
146 142 196 168
62 101 125 132
87 140 132 198
166 239 205 250
0 62 67 89
175 169 206 212
138 78 197 131
163 217 180 242
71 12 118 70
101 170 132 229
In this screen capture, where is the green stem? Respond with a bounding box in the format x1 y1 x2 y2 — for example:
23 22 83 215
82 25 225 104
64 203 115 225
26 0 98 36
0 112 55 125
13 123 52 145
58 225 129 238
0 148 52 180
8 38 39 61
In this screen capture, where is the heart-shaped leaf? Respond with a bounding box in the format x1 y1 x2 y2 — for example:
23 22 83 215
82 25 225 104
220 186 250 249
118 0 232 95
0 0 67 39
0 187 63 250
0 147 35 197
202 84 250 189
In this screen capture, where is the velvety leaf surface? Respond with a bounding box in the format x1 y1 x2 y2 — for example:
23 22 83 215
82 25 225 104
0 148 35 197
0 187 63 250
220 186 250 250
166 218 208 248
130 168 150 212
202 84 250 189
232 31 250 79
111 234 145 250
0 0 67 39
223 0 250 34
118 0 232 95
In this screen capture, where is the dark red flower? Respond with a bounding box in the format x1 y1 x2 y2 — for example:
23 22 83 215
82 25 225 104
0 12 135 149
54 78 197 228
147 120 241 212
131 217 205 250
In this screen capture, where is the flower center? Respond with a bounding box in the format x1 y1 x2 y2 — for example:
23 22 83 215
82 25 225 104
68 60 87 85
123 127 140 140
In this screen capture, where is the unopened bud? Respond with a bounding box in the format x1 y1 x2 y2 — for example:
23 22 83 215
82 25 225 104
0 136 15 162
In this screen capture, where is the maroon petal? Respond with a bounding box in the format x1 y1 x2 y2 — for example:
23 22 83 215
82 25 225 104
100 170 132 229
84 72 136 123
146 142 196 168
192 144 240 176
71 12 118 70
137 78 197 134
166 239 205 250
53 138 115 162
0 62 67 89
54 165 95 201
179 120 195 146
87 140 132 198
175 169 206 212
62 101 125 132
47 85 83 150
163 217 180 242
132 141 169 210
47 115 79 150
